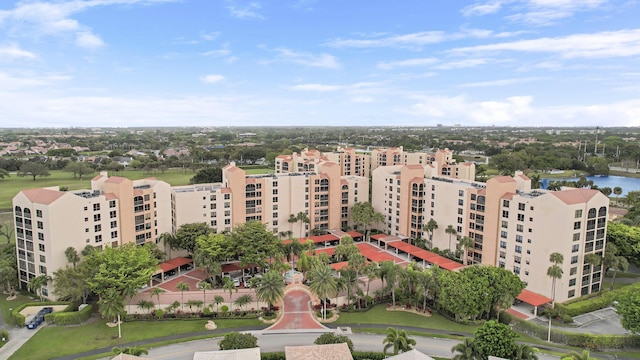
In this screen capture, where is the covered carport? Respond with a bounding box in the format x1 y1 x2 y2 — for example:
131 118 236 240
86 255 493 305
152 257 193 284
515 289 552 317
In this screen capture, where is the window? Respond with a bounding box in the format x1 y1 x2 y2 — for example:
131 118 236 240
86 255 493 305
224 194 230 200
575 209 583 218
110 221 117 228
93 214 101 222
95 235 102 242
515 245 522 254
571 255 578 264
36 210 42 217
94 224 101 232
458 199 464 206
570 267 577 275
573 221 581 230
516 224 523 232
515 235 523 243
517 214 524 221
500 231 507 238
501 221 508 229
38 243 45 252
569 278 576 286
518 203 525 211
110 210 117 218
503 200 510 207
109 200 116 208
111 231 118 238
572 244 579 253
502 210 509 218
500 241 507 249
93 203 100 211
573 233 580 241
568 290 575 298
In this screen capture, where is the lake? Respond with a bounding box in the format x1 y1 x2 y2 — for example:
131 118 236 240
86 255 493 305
541 175 640 196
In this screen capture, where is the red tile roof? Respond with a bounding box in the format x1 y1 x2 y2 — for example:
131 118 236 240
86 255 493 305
386 241 464 270
22 188 65 205
517 289 552 307
552 188 599 205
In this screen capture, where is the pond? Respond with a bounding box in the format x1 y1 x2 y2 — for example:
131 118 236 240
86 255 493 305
541 175 640 196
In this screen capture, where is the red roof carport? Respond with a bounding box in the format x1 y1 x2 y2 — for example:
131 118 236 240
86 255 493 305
517 289 552 307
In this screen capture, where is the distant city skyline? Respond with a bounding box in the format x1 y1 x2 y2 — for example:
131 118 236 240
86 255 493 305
1 0 639 128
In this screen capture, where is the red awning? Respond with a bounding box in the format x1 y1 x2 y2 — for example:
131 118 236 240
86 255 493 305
330 261 349 270
371 234 389 241
386 241 464 271
283 234 339 244
167 257 192 267
346 231 364 238
315 248 336 256
517 289 552 307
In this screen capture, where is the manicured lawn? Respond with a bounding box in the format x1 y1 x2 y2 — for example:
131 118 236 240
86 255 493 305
9 317 264 359
334 304 478 334
241 167 273 175
0 292 34 327
0 169 195 211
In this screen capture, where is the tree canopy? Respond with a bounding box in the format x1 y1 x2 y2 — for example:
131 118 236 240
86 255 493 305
617 289 640 334
473 320 518 360
172 222 212 254
189 166 222 184
218 332 258 350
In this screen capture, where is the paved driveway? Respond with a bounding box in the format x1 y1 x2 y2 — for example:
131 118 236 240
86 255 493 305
267 289 326 331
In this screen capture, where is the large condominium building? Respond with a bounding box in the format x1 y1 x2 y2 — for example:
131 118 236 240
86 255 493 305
371 165 608 303
275 146 475 181
12 173 172 294
171 162 369 237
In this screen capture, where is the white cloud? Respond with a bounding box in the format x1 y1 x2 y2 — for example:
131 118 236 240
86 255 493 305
0 0 177 48
269 48 340 69
0 71 70 91
326 31 447 49
459 77 543 87
200 74 225 83
0 44 36 60
463 0 608 25
227 2 264 19
435 59 488 69
350 96 375 103
450 29 640 59
76 31 104 49
202 49 232 57
291 84 342 92
377 58 438 70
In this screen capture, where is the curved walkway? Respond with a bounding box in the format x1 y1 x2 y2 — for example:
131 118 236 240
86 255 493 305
266 288 326 331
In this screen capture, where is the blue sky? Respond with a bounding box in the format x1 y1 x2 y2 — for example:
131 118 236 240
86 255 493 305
1 0 640 128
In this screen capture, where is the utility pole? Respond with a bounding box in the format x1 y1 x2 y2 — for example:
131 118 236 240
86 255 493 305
594 126 599 154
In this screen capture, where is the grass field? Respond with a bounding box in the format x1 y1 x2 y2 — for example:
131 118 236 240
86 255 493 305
9 317 264 359
0 168 196 212
334 304 478 334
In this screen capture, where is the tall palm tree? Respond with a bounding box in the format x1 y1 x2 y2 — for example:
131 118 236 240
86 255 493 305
98 287 125 338
176 281 190 311
425 219 438 250
28 274 51 302
382 327 416 355
213 295 224 312
255 271 285 312
547 252 564 307
197 281 212 306
296 211 310 238
308 264 337 319
613 186 623 205
445 225 457 252
417 267 434 312
64 247 80 268
386 263 401 307
608 256 629 291
150 287 166 305
193 248 222 284
451 338 476 360
457 236 474 265
222 277 238 311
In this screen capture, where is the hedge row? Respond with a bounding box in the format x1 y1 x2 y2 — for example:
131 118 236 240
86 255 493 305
503 312 640 350
557 283 640 317
11 302 72 327
44 304 93 325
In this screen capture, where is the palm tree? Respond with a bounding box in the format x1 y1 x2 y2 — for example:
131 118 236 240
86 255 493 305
451 338 476 360
547 252 563 342
562 349 595 360
150 287 166 305
308 264 337 319
193 248 221 284
386 263 401 307
363 262 378 308
445 225 457 252
137 299 155 314
176 281 190 311
417 267 434 312
185 299 201 313
382 327 416 355
197 281 212 306
584 253 602 291
234 294 253 311
98 287 124 338
255 271 285 312
608 256 629 291
457 236 474 265
165 300 180 315
613 186 622 205
28 274 51 302
213 295 224 312
425 219 438 250
296 211 310 238
112 346 149 356
514 344 539 360
222 277 238 311
64 247 80 268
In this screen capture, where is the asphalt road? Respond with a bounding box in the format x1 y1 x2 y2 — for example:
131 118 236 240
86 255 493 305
145 332 561 360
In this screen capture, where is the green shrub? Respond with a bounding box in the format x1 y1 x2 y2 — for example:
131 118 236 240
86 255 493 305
11 301 72 327
353 352 387 360
0 330 9 342
558 283 640 317
261 352 286 360
561 314 573 323
221 305 229 313
46 304 93 325
154 309 164 320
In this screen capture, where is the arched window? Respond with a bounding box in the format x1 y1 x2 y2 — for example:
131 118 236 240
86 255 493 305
23 208 31 218
598 206 607 217
342 185 348 190
14 206 22 216
320 179 329 186
588 208 597 219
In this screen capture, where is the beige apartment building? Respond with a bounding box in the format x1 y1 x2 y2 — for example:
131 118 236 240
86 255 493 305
275 146 475 181
12 172 172 295
371 166 609 303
